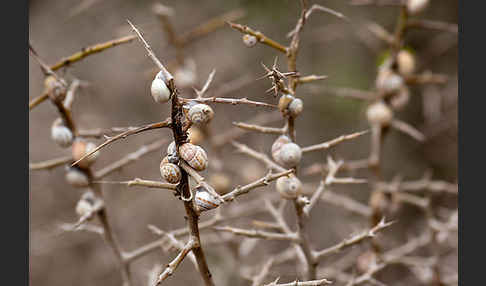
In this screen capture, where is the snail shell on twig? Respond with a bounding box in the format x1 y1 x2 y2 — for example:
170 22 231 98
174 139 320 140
194 186 221 212
179 143 208 171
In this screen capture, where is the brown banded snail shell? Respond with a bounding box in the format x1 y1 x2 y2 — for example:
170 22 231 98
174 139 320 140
160 159 182 184
179 143 208 171
194 186 221 212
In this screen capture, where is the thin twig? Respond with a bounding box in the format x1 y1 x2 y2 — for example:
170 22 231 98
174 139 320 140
71 118 171 167
301 130 369 153
30 155 73 171
94 139 168 179
222 169 294 201
50 35 137 71
313 218 394 261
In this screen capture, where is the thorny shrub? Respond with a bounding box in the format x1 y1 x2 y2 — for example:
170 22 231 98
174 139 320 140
29 0 458 285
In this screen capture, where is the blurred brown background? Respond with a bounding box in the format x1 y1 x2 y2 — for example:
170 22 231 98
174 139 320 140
29 0 457 285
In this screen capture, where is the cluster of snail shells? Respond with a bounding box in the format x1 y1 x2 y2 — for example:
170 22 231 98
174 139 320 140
366 101 394 127
65 167 89 187
271 135 302 168
186 102 214 125
242 34 257 47
51 118 73 148
151 70 171 103
75 191 97 217
194 185 221 213
276 174 302 200
278 94 303 118
72 139 100 168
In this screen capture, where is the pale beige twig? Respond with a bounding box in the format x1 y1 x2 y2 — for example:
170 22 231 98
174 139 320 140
222 169 294 201
391 120 426 142
252 258 275 286
313 218 394 261
29 155 73 171
71 118 171 167
181 96 277 109
232 121 287 135
301 130 369 153
94 139 167 179
214 226 299 241
92 178 178 191
155 238 197 285
232 141 286 172
195 69 216 98
264 277 332 286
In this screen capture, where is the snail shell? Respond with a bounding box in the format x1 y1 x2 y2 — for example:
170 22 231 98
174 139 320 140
276 175 302 199
242 34 257 47
407 0 429 15
160 160 182 184
194 186 220 212
151 71 171 103
288 98 304 118
273 143 302 168
366 101 393 126
76 191 96 217
72 140 100 168
278 94 295 112
188 103 214 125
51 118 73 148
376 69 404 94
179 143 208 171
65 168 89 187
397 50 415 76
271 135 292 156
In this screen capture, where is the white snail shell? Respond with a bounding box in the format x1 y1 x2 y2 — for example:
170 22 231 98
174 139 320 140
407 0 429 14
288 98 304 118
151 71 171 103
51 118 73 148
194 186 220 212
160 160 182 184
276 175 302 199
271 135 292 156
179 143 208 171
65 168 89 187
376 69 404 94
278 94 295 112
242 34 257 47
397 50 416 76
366 101 393 126
188 103 214 125
76 192 96 217
72 140 100 168
273 143 302 168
